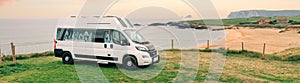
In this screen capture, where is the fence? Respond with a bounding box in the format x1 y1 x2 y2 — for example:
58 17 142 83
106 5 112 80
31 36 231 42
0 41 52 66
198 40 300 54
160 39 300 55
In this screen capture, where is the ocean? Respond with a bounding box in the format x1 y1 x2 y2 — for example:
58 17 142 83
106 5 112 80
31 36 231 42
0 19 226 55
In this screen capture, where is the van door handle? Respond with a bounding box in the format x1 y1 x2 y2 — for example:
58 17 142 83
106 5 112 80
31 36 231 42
110 44 113 48
104 44 107 48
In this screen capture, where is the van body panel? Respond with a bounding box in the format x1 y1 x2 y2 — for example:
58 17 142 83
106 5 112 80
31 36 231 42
54 16 159 66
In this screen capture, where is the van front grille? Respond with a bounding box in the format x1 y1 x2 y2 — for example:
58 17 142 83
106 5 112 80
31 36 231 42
147 50 157 57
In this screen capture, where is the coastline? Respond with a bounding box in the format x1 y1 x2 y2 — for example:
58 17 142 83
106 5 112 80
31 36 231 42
199 27 300 54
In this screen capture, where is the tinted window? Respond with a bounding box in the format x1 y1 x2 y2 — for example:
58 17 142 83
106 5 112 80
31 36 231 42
112 30 120 44
63 28 73 40
120 33 128 45
72 29 95 42
94 29 111 43
61 28 96 42
112 30 129 45
56 28 65 40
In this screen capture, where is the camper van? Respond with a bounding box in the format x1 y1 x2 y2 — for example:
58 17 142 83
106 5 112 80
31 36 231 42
54 16 159 70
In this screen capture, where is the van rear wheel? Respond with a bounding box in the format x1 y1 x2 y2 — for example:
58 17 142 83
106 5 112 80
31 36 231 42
122 56 138 70
62 52 74 64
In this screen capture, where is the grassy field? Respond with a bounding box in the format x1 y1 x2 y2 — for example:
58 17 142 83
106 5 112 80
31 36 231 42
0 49 300 83
188 16 300 26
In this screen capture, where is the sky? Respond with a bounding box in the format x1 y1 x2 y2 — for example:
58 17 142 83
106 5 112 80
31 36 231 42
1 0 300 19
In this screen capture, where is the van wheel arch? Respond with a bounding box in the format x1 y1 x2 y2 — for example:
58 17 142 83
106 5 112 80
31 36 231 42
120 54 139 70
123 54 138 65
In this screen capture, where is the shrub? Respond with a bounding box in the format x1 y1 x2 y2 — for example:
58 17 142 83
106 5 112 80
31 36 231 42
226 50 243 54
200 48 212 52
286 55 300 61
164 49 181 51
265 55 282 60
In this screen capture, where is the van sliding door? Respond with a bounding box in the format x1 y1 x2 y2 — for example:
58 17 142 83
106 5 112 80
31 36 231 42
72 28 96 60
94 29 116 61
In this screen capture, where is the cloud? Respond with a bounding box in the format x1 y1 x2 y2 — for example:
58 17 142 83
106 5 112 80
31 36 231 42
0 0 16 7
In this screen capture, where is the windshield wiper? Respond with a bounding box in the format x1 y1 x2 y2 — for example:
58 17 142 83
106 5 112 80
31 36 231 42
132 40 149 44
132 40 140 44
142 41 150 44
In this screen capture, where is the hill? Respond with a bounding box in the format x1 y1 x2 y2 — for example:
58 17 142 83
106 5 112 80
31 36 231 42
228 10 300 18
188 16 300 26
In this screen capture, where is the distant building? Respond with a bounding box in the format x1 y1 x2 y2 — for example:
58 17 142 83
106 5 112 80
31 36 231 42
276 18 289 23
257 19 270 24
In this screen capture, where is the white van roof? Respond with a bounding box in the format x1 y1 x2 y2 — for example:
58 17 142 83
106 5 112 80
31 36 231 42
57 16 134 30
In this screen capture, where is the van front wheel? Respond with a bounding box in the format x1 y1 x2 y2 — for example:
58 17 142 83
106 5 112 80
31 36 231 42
62 52 74 64
122 56 138 70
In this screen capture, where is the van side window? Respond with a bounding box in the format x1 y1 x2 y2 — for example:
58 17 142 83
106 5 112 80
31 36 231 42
56 28 65 40
63 29 73 40
60 28 95 42
112 30 120 44
112 30 129 45
95 29 111 43
71 29 95 42
104 31 111 43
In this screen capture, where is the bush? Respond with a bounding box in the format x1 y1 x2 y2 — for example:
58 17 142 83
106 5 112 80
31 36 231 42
265 55 282 61
200 48 212 52
286 55 300 61
291 21 300 25
164 49 181 51
226 50 243 54
244 52 262 58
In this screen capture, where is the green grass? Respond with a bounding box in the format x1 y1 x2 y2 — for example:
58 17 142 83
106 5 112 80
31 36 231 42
0 56 80 83
1 49 300 82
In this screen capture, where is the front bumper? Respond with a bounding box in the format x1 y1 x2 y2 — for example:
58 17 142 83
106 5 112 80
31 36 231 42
147 50 160 63
138 50 160 66
152 55 160 63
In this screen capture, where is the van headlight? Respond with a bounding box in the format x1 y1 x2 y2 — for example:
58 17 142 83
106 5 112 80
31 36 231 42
136 46 148 51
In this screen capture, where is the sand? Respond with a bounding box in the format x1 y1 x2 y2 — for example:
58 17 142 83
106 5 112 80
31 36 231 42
200 28 300 54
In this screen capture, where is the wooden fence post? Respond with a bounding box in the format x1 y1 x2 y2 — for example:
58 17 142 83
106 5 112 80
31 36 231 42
171 39 174 49
241 42 244 51
207 40 210 49
263 43 266 55
10 42 17 65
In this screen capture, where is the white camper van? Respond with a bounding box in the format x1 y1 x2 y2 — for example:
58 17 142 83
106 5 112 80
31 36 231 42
54 16 159 70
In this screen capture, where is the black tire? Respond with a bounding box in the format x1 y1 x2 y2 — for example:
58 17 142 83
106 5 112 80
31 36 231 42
62 52 74 64
122 56 139 70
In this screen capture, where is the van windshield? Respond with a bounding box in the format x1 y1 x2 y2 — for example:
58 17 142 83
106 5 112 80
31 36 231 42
124 30 149 44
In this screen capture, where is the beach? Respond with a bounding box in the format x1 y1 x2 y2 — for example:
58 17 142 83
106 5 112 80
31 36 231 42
200 28 300 54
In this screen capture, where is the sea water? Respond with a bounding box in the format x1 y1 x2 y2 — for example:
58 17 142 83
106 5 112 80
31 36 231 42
0 19 226 54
